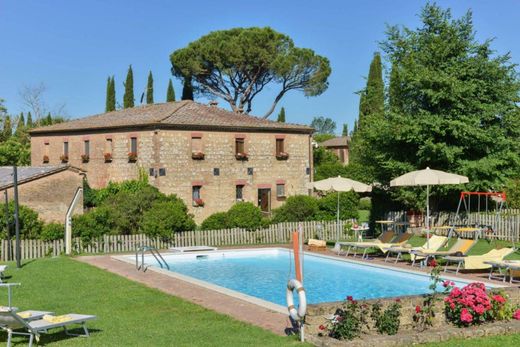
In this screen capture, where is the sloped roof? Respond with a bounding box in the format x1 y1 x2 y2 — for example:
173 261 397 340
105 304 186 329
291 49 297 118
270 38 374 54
30 101 313 134
0 165 81 190
320 136 350 147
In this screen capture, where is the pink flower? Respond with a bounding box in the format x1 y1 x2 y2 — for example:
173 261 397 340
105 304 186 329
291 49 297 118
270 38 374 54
346 296 353 301
492 295 506 304
415 305 421 314
450 303 455 310
460 308 473 324
513 309 520 320
428 259 438 267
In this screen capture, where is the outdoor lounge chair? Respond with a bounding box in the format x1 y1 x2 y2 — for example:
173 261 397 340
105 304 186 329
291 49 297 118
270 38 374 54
485 260 520 284
443 247 516 275
336 230 395 255
384 235 448 263
307 239 327 252
411 238 477 267
0 308 96 347
348 232 413 259
0 265 7 283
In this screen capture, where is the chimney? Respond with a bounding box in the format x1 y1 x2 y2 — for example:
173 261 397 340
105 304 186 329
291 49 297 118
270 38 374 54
209 100 218 107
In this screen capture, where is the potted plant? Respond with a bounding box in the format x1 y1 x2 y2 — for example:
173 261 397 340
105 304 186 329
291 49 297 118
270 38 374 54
128 152 138 162
43 155 49 163
81 154 90 163
193 198 204 207
104 152 112 162
276 152 289 160
191 151 205 160
60 154 69 163
235 152 248 160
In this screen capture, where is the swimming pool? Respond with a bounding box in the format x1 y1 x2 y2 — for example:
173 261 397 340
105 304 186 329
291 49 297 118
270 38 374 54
121 248 486 308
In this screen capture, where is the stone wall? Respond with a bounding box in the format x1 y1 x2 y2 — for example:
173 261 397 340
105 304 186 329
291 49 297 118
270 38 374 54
1 168 84 223
31 129 312 223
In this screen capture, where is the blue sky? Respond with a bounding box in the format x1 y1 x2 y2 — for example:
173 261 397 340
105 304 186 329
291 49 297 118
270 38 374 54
1 0 518 132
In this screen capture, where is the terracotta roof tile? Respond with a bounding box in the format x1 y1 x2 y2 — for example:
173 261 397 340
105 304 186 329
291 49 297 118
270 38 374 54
30 101 313 134
320 136 350 147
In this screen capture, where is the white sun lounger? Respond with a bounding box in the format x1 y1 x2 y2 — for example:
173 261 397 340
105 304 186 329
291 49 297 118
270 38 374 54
0 309 96 347
169 246 217 253
0 265 7 283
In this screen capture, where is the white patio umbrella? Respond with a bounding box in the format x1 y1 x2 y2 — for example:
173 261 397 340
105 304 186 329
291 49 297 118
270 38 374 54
390 167 469 245
307 176 372 240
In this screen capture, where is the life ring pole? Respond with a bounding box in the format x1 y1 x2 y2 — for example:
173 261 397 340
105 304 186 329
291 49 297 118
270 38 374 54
292 231 302 282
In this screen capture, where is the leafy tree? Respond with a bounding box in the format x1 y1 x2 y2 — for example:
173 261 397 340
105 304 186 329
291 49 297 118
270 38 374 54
505 179 520 208
200 212 230 230
342 124 349 137
0 202 43 239
166 79 175 102
141 199 196 240
181 75 193 100
317 192 360 220
277 107 286 122
310 116 336 134
26 112 33 128
226 202 265 230
272 195 319 222
2 115 12 141
123 65 134 108
170 27 331 118
146 71 154 104
105 76 116 112
41 222 65 241
313 133 335 143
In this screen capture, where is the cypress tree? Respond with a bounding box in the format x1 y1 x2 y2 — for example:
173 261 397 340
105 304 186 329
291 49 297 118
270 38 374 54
358 52 384 128
46 112 52 125
123 65 135 108
14 112 25 136
146 71 154 104
166 79 175 102
2 115 12 139
342 123 349 137
181 75 194 100
26 112 33 128
389 63 403 112
277 107 286 122
105 76 115 112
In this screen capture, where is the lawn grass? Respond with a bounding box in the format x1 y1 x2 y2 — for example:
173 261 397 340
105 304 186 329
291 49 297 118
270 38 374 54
0 257 305 346
420 333 520 347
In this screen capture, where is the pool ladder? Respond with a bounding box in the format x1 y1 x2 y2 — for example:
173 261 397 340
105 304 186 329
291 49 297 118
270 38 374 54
136 245 170 272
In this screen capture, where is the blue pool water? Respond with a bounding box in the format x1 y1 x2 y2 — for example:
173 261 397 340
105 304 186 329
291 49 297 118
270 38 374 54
147 249 470 305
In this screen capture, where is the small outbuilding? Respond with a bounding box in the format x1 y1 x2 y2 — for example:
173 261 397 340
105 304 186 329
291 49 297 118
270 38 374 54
0 165 84 223
320 136 350 165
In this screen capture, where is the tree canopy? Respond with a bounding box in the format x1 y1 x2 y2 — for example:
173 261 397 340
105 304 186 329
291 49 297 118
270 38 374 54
311 116 336 134
170 27 331 118
123 65 134 108
277 107 286 122
166 79 175 102
146 71 154 104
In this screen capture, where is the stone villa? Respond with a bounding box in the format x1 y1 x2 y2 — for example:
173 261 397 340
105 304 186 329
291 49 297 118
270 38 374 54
29 101 314 222
320 136 350 165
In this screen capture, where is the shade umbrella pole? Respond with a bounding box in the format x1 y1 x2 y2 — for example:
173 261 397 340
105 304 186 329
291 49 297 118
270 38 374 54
426 184 430 248
336 191 340 241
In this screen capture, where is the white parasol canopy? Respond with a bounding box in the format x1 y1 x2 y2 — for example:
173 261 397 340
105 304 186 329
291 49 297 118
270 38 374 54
390 167 468 245
307 176 372 240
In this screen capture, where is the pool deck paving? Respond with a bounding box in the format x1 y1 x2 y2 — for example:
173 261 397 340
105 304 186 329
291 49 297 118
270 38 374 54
75 246 518 338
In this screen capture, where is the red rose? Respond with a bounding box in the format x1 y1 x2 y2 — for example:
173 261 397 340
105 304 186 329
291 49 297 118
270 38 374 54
395 298 401 303
319 324 326 331
415 305 421 313
346 296 353 301
428 259 438 267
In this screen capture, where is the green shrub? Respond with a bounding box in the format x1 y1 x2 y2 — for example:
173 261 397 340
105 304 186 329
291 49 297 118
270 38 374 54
227 202 264 230
358 197 372 210
72 206 114 242
0 202 43 239
141 200 196 240
95 179 150 205
201 212 230 230
505 178 520 209
83 179 98 208
272 195 319 223
314 162 348 181
40 222 64 241
318 192 360 220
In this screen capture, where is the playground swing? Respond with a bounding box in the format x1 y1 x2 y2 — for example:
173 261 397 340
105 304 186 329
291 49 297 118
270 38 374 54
453 192 507 242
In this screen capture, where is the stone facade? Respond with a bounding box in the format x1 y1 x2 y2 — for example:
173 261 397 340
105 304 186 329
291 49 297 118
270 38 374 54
30 128 312 223
0 167 84 223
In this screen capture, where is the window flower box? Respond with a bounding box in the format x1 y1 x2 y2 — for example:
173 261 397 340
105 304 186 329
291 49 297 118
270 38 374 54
192 151 205 160
193 198 204 207
104 152 112 162
43 155 49 163
128 152 138 162
276 152 289 160
81 154 90 163
60 154 69 163
235 152 248 161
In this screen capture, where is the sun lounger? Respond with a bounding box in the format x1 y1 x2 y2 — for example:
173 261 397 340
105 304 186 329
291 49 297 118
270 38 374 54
0 309 96 347
0 265 7 283
485 260 520 284
336 230 395 255
411 238 477 267
443 247 515 275
349 233 413 259
307 239 327 252
169 246 217 253
385 235 448 263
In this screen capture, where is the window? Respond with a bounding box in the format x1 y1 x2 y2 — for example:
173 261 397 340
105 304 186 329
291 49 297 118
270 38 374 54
235 138 245 154
247 167 254 175
159 168 166 176
191 136 204 159
63 142 69 156
105 138 113 153
213 168 220 176
236 185 244 201
276 138 284 155
276 183 285 198
84 140 90 156
192 186 201 200
130 137 137 154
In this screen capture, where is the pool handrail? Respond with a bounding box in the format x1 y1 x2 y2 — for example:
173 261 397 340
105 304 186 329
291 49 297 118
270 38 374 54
135 245 170 271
